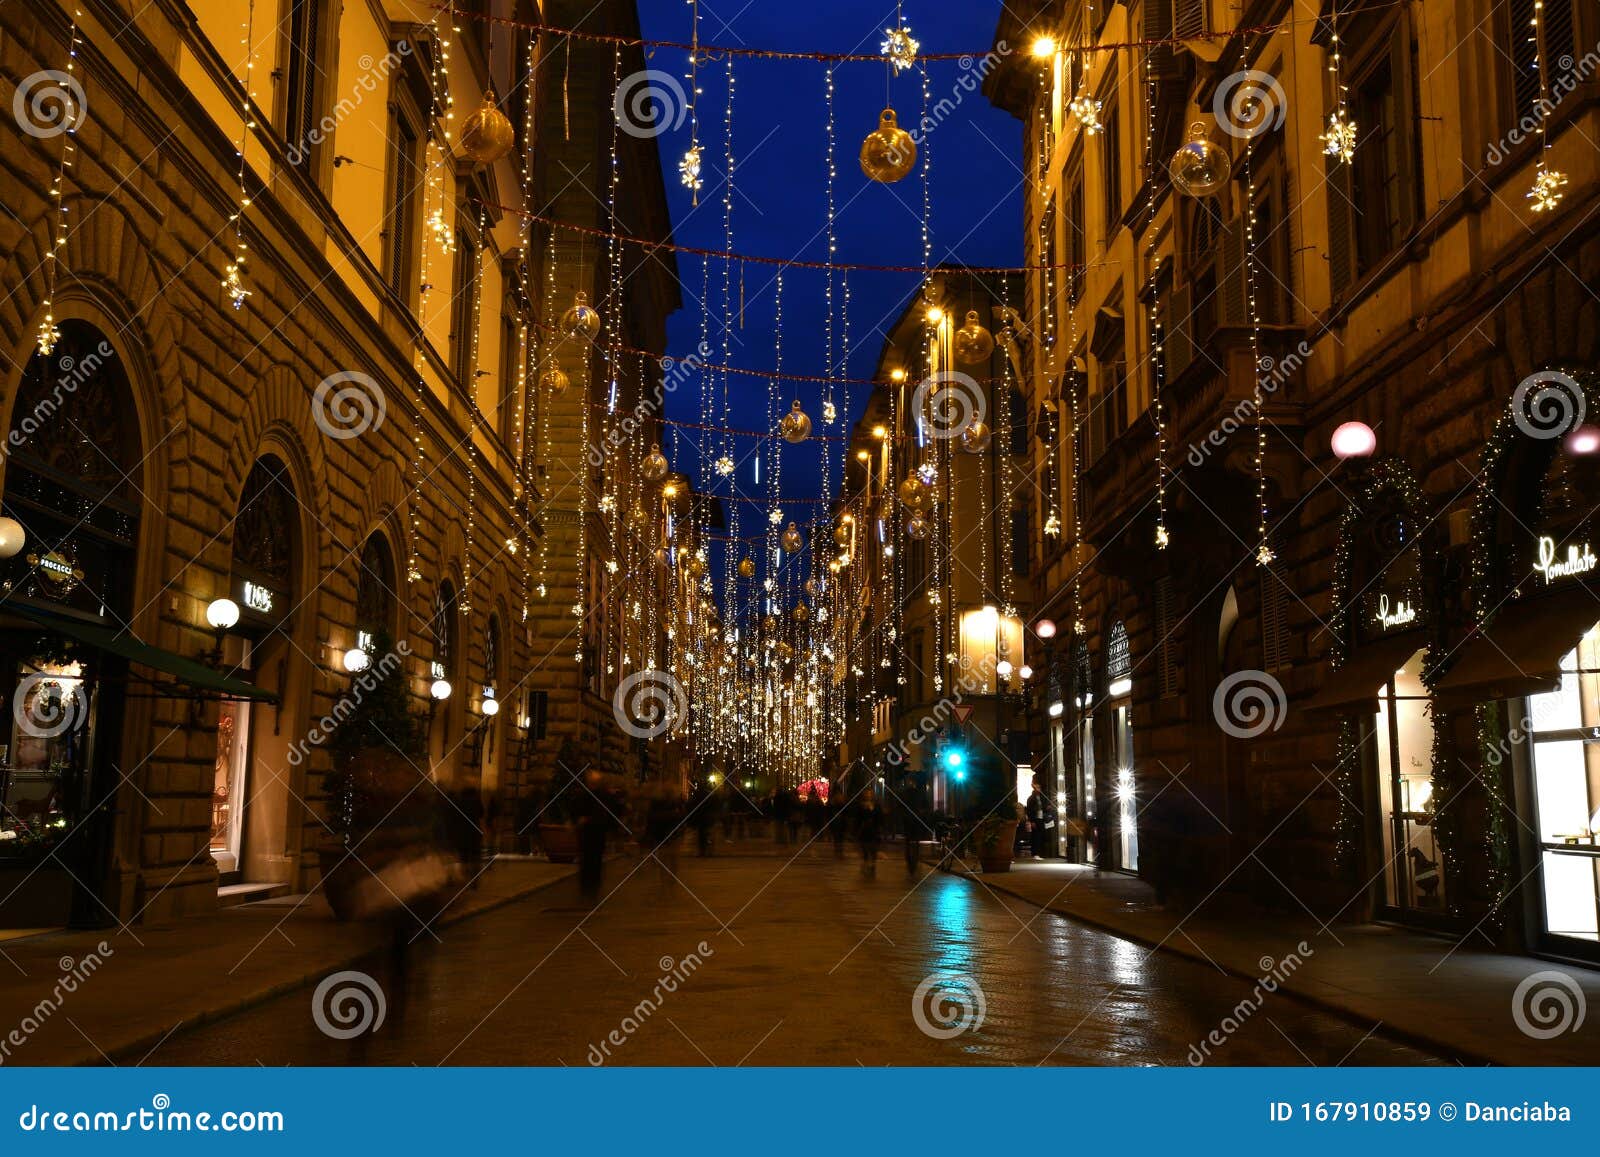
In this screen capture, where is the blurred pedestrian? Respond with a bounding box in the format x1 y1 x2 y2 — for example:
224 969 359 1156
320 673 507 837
785 787 803 845
689 781 715 857
803 786 826 848
575 771 618 904
1025 775 1056 859
898 779 925 874
856 790 883 877
641 785 684 887
827 788 848 859
771 789 792 845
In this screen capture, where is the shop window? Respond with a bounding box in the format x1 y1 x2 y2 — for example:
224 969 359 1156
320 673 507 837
1525 625 1600 945
1374 648 1446 914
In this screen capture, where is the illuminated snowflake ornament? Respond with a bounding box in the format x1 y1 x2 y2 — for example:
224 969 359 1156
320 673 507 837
35 316 60 358
881 25 919 74
768 507 783 526
1070 94 1103 135
1321 109 1358 163
679 145 704 195
1155 523 1169 549
222 260 251 310
822 399 837 425
1256 542 1277 567
1043 511 1062 537
714 454 735 476
1529 163 1568 213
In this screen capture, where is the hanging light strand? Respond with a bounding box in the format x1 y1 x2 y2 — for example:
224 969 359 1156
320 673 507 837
36 7 84 356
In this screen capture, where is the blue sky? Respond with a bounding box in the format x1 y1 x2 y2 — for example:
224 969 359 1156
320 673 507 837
634 0 1022 547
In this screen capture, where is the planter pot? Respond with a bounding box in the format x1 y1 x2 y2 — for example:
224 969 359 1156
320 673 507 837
977 820 1020 873
538 822 579 863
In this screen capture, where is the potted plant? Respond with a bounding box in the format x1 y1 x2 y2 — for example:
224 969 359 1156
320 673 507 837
969 802 1023 873
534 740 582 863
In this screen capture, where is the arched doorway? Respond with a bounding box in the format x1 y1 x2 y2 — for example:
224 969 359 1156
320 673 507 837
0 322 142 926
354 532 398 654
212 457 303 887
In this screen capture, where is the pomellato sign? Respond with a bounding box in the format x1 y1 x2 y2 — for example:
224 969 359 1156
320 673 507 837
1373 593 1417 631
1532 535 1598 586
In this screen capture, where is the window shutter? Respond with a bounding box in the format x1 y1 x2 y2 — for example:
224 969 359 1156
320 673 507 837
1174 0 1205 39
1324 152 1356 298
1260 562 1290 672
1391 24 1422 241
1166 279 1193 379
1219 216 1248 327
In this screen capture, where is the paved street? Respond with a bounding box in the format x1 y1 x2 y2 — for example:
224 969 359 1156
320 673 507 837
151 847 1445 1066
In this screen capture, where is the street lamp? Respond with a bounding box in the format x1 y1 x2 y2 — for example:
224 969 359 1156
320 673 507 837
342 646 371 674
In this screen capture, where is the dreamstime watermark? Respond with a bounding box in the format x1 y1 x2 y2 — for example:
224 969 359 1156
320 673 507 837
1510 369 1585 441
613 69 689 139
5 340 114 462
13 69 86 139
285 642 411 766
311 970 386 1039
1511 970 1586 1040
1485 43 1600 166
911 370 985 441
900 42 1010 153
587 943 714 1064
1212 70 1287 140
312 370 386 440
285 43 413 167
1186 342 1310 467
12 671 89 740
0 943 113 1065
1212 669 1287 739
17 1096 284 1133
911 972 986 1039
884 651 1001 767
613 668 687 739
1186 943 1312 1064
587 342 710 467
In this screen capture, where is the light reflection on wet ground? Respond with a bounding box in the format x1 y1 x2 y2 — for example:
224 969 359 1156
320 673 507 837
151 852 1447 1066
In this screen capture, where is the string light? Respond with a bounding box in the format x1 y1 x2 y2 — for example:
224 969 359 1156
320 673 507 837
36 8 82 356
1244 67 1273 568
681 0 704 203
222 0 257 310
1144 32 1168 548
1526 0 1566 212
1320 1 1357 162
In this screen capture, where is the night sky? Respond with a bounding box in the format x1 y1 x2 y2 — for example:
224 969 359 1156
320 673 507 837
633 1 1022 554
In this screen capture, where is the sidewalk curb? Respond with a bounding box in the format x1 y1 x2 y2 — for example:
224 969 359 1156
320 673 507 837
938 862 1489 1066
88 864 578 1067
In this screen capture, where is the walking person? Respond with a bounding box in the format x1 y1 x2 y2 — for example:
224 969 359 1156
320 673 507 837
771 789 791 845
689 781 715 857
803 786 826 851
856 790 883 878
1025 775 1056 859
898 778 925 875
575 771 618 905
827 788 848 858
785 787 803 845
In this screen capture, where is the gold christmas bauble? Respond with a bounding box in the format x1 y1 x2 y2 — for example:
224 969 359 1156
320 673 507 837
762 614 778 633
540 367 569 393
561 291 601 340
459 88 515 165
953 310 995 365
1169 122 1231 198
781 522 804 553
641 444 670 483
779 399 812 443
959 421 993 454
793 604 810 623
860 107 917 184
906 512 930 540
738 557 756 578
687 555 706 578
833 523 852 547
630 501 649 527
898 472 930 511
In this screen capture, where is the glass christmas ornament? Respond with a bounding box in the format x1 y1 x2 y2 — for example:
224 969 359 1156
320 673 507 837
459 88 515 165
641 444 670 484
1169 122 1231 198
793 604 810 623
540 366 569 393
833 522 853 547
953 310 995 365
738 557 756 578
761 614 778 633
561 291 601 340
959 421 993 454
776 642 794 662
781 522 804 553
687 553 707 578
905 512 930 540
779 399 812 443
898 472 930 511
630 501 649 528
859 108 917 184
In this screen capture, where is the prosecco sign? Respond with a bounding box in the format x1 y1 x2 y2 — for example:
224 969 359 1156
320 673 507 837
1533 535 1598 587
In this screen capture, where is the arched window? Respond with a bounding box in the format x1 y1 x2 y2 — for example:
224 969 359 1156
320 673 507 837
354 533 397 648
232 457 298 636
432 581 458 682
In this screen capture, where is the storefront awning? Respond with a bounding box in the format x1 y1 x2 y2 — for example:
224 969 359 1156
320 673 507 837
2 601 277 703
1303 630 1428 714
1433 590 1599 706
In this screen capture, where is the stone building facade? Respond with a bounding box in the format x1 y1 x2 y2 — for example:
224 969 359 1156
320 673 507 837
0 0 677 928
988 0 1600 962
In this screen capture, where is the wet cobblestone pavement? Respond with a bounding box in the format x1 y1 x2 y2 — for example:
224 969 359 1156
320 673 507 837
151 849 1448 1066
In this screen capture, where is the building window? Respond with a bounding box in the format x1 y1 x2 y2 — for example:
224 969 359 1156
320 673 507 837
1011 506 1030 577
452 225 479 388
499 308 522 449
385 110 422 306
282 0 325 176
1100 82 1122 234
1505 0 1577 130
527 690 549 740
1065 162 1086 304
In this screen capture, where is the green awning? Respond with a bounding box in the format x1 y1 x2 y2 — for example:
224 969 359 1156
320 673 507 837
2 601 277 703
